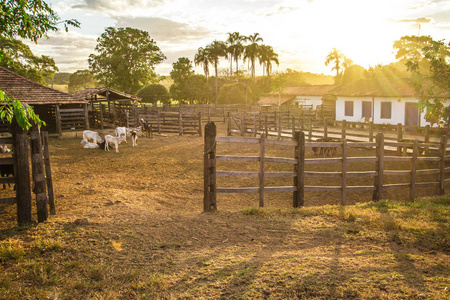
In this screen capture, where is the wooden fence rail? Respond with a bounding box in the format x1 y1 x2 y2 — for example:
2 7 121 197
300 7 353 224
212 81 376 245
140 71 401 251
204 121 450 211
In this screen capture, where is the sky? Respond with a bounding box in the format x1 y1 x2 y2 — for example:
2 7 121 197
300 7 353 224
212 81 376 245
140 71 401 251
26 0 450 77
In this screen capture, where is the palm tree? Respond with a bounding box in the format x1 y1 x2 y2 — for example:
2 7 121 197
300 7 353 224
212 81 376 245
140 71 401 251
244 33 263 82
194 47 210 80
226 32 246 81
259 44 279 86
206 40 227 104
325 48 345 77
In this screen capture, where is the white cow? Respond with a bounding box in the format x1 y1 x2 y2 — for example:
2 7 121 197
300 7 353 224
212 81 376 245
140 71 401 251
115 127 131 143
83 130 103 144
104 135 126 153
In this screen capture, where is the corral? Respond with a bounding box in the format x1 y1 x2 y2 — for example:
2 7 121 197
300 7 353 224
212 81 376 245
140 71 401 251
0 123 449 299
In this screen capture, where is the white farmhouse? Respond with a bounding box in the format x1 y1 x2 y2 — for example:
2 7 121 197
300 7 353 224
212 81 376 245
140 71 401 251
324 78 447 127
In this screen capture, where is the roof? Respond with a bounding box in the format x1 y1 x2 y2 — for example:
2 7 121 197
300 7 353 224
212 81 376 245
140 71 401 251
0 67 86 105
72 87 141 102
327 78 416 98
259 85 337 105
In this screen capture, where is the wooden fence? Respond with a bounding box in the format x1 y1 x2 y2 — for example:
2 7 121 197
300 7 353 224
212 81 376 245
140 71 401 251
0 122 54 224
204 121 450 211
56 105 89 135
127 107 203 136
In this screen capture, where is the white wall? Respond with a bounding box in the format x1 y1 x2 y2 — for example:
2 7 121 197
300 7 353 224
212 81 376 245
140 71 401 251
335 97 440 127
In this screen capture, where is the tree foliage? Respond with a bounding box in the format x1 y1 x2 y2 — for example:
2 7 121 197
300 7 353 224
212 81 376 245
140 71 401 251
0 0 78 129
394 35 450 126
137 84 170 104
88 27 166 95
0 0 79 43
0 36 58 84
68 70 97 93
217 82 254 105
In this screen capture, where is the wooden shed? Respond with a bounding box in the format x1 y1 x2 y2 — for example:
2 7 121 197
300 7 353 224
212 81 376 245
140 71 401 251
72 87 141 128
0 67 89 134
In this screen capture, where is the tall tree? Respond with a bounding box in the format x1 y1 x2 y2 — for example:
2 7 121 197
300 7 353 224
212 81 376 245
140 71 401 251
244 33 263 82
0 36 58 84
395 36 450 126
88 27 166 94
226 32 246 81
170 57 194 83
206 40 227 104
68 70 97 93
259 45 279 86
0 0 79 129
194 47 210 80
325 48 345 78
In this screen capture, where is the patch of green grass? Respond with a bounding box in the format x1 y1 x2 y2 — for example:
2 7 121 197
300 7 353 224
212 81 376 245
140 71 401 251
0 239 25 262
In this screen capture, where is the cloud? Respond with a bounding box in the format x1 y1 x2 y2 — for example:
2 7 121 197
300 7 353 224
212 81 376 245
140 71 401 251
396 17 433 23
72 0 170 12
264 5 298 17
114 16 212 43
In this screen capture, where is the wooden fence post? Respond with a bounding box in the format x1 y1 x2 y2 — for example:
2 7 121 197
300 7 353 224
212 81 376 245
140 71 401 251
84 103 89 130
11 122 32 224
373 133 384 201
100 104 104 129
178 112 182 136
341 139 347 205
308 118 313 142
324 119 328 139
369 121 374 142
241 113 245 136
291 117 296 140
227 112 231 136
157 110 161 134
410 139 418 201
341 120 346 141
198 112 202 137
55 105 62 136
264 114 268 137
259 133 266 207
397 123 403 156
277 115 282 140
424 125 430 154
293 131 305 208
41 131 55 215
204 122 217 212
439 135 448 195
30 124 48 223
253 114 257 137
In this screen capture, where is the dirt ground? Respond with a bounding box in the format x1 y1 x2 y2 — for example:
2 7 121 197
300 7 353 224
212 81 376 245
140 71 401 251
0 123 448 299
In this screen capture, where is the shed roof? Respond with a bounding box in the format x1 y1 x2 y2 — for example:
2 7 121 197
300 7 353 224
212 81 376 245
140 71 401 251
0 67 85 105
327 78 415 98
72 87 141 102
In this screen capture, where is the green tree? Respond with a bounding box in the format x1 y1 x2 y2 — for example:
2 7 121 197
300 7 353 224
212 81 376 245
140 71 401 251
397 36 450 126
68 70 97 93
0 0 79 129
194 47 210 80
137 83 170 104
226 32 246 81
0 36 58 84
341 64 367 84
244 33 263 82
206 40 227 104
325 48 345 78
259 45 279 86
171 75 213 104
88 27 166 94
0 0 79 43
170 57 194 83
217 82 254 105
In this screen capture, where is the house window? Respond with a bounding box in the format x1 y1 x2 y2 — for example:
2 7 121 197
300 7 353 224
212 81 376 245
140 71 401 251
362 101 371 119
345 101 354 116
380 101 392 119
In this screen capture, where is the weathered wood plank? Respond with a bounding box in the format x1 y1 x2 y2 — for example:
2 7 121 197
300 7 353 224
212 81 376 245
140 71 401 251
0 197 16 205
383 183 410 190
216 136 260 144
305 186 341 192
305 171 341 177
347 186 376 191
265 157 297 164
216 155 260 162
305 158 342 164
265 186 297 192
384 170 411 176
216 171 259 177
217 187 259 193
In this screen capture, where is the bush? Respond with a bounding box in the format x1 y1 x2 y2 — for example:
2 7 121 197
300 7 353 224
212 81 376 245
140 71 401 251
137 84 170 104
217 82 255 104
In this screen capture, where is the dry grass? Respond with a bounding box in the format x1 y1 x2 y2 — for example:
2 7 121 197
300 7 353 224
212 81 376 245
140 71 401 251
0 123 449 299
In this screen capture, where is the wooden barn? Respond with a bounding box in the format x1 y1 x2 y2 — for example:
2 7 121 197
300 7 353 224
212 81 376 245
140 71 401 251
0 67 89 134
72 87 141 128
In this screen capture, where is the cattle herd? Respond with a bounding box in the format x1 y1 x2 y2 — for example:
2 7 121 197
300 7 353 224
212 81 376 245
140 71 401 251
81 126 140 153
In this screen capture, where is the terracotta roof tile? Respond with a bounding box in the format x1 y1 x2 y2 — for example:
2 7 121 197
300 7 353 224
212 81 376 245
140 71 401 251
0 67 86 105
327 78 416 97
